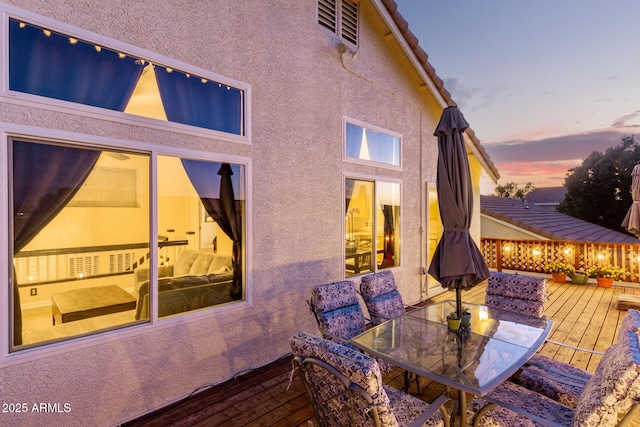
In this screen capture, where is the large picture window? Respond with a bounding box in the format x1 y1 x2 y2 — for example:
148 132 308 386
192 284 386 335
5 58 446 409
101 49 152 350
345 178 400 277
10 138 246 351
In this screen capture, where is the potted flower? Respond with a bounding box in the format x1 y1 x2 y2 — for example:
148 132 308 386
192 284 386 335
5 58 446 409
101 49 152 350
544 262 575 283
461 307 472 329
447 312 461 332
586 265 624 288
570 270 589 285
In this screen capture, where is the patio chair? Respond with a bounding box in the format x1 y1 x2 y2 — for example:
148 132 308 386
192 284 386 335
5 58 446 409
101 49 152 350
307 280 369 347
511 308 640 409
307 280 397 376
360 270 413 324
484 272 547 318
469 328 640 427
290 331 452 427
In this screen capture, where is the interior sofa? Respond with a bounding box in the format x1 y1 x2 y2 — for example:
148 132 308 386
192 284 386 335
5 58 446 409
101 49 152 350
133 250 234 319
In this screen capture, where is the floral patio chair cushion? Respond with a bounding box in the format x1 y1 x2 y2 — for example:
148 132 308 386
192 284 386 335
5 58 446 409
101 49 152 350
360 271 406 324
619 308 640 339
485 272 547 318
308 280 367 342
290 331 445 427
512 354 592 409
308 281 395 375
599 330 640 410
469 380 574 426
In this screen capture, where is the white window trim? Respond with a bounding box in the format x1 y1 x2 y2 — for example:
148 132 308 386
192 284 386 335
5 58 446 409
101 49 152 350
343 172 403 278
342 116 402 171
0 4 252 144
0 122 253 367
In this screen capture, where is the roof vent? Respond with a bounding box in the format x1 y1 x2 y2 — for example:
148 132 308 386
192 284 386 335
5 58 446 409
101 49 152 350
318 0 358 47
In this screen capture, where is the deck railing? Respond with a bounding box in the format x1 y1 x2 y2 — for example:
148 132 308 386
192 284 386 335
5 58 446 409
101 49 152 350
480 237 640 283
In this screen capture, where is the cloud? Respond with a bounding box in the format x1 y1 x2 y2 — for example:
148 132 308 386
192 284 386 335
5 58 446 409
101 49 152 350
482 125 640 189
612 110 640 127
443 77 512 113
483 127 639 163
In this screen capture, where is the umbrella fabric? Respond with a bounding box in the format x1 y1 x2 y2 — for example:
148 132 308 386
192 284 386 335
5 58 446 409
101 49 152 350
428 106 490 299
622 164 640 238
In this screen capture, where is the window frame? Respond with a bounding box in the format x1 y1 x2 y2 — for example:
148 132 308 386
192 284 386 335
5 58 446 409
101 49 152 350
0 4 252 144
0 123 253 366
342 117 402 170
343 172 402 278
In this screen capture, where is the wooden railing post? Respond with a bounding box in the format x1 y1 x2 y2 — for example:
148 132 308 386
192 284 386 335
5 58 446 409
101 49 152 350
496 239 503 272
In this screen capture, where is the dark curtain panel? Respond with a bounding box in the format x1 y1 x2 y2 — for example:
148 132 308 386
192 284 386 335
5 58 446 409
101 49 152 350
181 160 243 300
381 205 400 265
9 19 143 111
155 67 243 135
345 178 356 214
12 140 100 346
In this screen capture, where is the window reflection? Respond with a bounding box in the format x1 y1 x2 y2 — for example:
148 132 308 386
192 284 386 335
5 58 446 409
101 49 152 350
11 139 150 349
345 122 400 167
345 179 400 277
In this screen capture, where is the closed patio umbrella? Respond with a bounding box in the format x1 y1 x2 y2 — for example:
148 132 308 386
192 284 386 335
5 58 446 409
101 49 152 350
428 106 490 317
622 164 640 238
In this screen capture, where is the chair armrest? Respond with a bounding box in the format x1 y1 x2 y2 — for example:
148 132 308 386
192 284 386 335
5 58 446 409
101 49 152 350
408 394 452 427
544 339 604 355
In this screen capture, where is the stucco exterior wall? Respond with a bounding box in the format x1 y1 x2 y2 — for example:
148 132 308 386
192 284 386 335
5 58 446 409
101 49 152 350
0 1 486 425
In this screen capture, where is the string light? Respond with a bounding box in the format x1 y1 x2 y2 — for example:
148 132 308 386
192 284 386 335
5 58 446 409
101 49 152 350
15 20 243 100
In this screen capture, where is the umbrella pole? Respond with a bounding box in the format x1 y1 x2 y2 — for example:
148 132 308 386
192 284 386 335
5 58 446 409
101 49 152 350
456 288 462 318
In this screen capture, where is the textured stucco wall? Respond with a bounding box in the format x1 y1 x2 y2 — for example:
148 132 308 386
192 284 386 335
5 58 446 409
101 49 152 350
0 1 481 425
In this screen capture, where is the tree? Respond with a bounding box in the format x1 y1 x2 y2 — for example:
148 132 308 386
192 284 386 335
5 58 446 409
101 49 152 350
494 181 534 199
558 135 640 231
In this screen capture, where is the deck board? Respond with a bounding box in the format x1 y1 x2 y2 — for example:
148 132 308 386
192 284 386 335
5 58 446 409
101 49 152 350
122 279 639 427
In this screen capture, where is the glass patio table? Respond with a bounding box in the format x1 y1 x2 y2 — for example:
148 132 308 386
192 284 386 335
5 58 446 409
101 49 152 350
350 300 552 426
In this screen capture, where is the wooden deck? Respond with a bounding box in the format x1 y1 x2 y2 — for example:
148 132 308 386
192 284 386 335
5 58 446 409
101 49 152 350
122 279 640 427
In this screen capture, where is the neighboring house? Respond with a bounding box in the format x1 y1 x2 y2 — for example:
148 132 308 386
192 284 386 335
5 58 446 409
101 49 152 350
525 186 567 211
481 195 638 243
0 1 499 425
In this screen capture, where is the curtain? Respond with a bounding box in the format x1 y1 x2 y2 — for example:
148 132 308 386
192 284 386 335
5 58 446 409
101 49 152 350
381 205 400 268
12 141 100 346
154 67 242 135
345 179 355 214
181 160 243 300
367 131 397 166
9 19 143 111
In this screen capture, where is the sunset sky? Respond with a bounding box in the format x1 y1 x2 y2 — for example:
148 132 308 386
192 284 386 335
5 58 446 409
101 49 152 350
393 1 640 193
